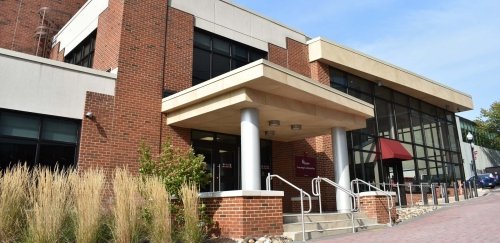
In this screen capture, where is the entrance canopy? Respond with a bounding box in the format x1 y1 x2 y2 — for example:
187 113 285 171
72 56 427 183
161 60 374 141
378 138 413 160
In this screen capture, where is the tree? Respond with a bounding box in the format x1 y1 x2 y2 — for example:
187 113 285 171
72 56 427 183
474 101 500 150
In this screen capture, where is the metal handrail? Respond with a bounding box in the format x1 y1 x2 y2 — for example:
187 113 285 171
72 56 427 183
351 178 394 226
311 176 358 233
266 173 311 242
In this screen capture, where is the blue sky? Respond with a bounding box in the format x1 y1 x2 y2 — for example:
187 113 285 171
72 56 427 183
232 0 500 120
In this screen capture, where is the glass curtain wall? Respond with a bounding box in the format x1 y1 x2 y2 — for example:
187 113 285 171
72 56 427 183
330 68 464 185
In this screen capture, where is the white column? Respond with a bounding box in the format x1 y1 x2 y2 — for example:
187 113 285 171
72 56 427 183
332 127 351 213
241 108 261 190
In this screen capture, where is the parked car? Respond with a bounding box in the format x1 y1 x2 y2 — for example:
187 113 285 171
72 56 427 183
466 173 496 189
492 172 500 185
485 167 500 185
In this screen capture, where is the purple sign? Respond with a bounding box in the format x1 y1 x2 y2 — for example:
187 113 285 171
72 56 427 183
295 156 317 177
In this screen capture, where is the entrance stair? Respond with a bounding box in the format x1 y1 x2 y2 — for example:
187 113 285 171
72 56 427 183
283 211 386 241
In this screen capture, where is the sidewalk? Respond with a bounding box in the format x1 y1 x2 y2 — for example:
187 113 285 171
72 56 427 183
311 188 499 243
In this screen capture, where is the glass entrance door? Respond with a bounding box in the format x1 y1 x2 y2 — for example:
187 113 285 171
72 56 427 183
217 144 238 191
192 130 271 192
383 159 407 206
192 131 239 192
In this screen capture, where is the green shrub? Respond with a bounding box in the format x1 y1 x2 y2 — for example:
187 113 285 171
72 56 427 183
139 139 212 242
138 139 211 197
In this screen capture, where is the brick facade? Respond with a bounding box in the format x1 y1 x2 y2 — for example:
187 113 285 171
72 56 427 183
202 196 283 238
48 42 64 61
78 91 115 171
268 39 338 213
0 0 85 56
359 194 397 224
268 43 288 68
163 7 194 93
92 0 124 71
272 136 337 213
77 0 169 175
286 38 310 77
310 61 330 85
267 38 311 78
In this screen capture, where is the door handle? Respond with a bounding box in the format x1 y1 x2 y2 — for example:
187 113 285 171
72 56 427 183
218 164 221 191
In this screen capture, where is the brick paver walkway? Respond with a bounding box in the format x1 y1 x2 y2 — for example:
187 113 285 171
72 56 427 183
312 189 500 243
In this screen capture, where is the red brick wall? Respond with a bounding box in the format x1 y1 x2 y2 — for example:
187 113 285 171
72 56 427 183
316 135 336 212
161 121 191 153
268 43 287 68
0 0 86 56
267 37 339 213
163 7 194 92
78 92 115 171
48 42 64 61
106 0 167 173
77 0 169 176
267 38 311 78
291 198 320 213
78 92 116 198
359 195 397 224
272 137 337 213
202 196 283 238
159 7 194 149
286 38 310 77
92 0 124 71
75 4 196 177
310 61 330 85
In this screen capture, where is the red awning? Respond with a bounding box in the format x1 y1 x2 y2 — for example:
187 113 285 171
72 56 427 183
378 138 413 160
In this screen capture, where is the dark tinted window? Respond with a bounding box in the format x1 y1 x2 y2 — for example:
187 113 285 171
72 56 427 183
192 28 267 85
0 109 80 170
64 30 97 68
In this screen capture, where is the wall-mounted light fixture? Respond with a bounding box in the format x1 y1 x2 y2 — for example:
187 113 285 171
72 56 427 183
268 120 280 127
291 124 302 131
85 111 94 119
264 130 275 136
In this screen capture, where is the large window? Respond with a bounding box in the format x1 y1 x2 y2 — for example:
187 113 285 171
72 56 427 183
193 29 267 86
0 109 80 170
64 30 97 68
330 67 464 184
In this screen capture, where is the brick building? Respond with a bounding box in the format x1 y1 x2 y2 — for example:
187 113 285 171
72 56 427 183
0 0 474 239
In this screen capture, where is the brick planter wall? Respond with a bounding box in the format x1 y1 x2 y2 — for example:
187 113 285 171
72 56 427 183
359 192 397 224
201 191 284 238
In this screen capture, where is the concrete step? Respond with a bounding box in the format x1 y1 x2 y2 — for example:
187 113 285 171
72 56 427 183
283 212 365 224
283 212 387 241
284 223 387 241
283 217 378 232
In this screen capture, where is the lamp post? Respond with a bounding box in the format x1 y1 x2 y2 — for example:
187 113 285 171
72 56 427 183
466 132 478 180
466 132 479 197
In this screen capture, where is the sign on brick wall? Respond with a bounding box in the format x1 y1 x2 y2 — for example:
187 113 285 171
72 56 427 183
295 156 317 177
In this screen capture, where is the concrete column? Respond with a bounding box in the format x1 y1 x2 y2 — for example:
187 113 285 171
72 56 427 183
241 108 261 190
332 127 351 213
